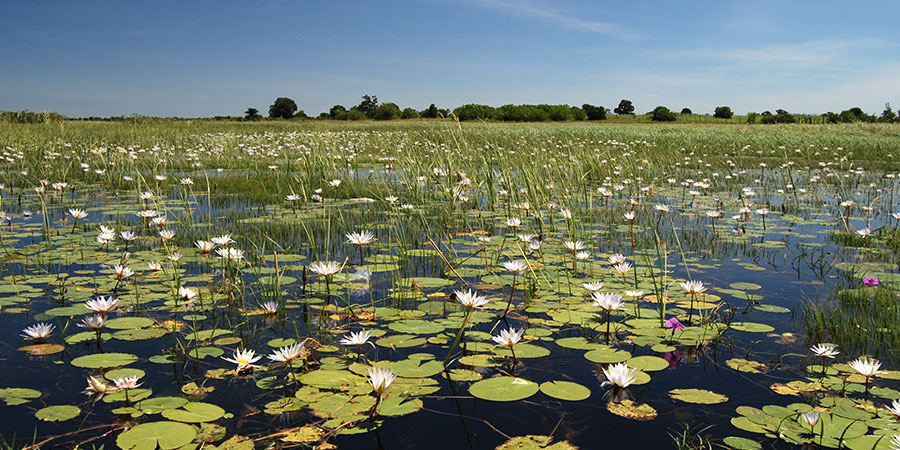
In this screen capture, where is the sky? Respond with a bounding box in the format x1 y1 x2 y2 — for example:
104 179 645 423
1 1 898 117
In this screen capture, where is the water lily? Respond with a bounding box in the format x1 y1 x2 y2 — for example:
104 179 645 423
602 362 637 389
222 348 263 374
21 323 54 341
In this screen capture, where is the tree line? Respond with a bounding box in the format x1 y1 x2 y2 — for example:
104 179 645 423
3 97 898 124
247 96 900 124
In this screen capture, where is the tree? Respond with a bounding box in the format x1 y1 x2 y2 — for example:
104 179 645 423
880 103 897 122
329 105 347 118
651 106 676 122
357 95 379 116
371 102 401 120
422 104 439 119
582 104 607 121
614 99 635 115
244 107 262 121
680 108 692 115
713 106 733 119
401 107 418 119
269 97 298 119
452 104 495 121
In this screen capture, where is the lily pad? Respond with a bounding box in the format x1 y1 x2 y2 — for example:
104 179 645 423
669 388 728 404
469 377 539 402
161 402 225 423
606 399 658 421
116 420 197 450
71 352 138 368
35 404 80 422
539 381 591 401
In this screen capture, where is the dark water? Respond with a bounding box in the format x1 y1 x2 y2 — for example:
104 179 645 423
0 187 890 450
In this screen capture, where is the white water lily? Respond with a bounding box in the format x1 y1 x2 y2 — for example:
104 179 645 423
222 348 263 373
21 323 55 340
368 366 397 396
340 330 373 347
849 357 884 377
491 328 523 348
602 362 637 388
454 289 490 309
810 343 839 358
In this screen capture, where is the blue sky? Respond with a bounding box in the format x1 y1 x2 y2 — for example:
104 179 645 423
2 1 898 117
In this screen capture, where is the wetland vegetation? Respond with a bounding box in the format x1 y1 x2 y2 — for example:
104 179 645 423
1 119 900 449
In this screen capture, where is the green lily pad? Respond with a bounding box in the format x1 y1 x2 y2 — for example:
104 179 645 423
376 396 423 416
584 348 631 364
106 317 155 329
35 404 80 422
539 381 591 401
71 352 138 368
391 359 444 378
161 402 225 423
627 355 669 372
0 388 41 406
730 322 775 333
722 436 762 450
135 397 189 414
116 420 197 450
375 334 428 349
496 435 578 449
469 376 539 402
669 388 728 404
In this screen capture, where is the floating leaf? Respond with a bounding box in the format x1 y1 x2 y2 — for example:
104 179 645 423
0 388 41 406
116 420 197 450
495 435 578 450
722 436 762 450
726 358 767 374
135 397 189 414
35 404 80 422
376 396 423 416
539 381 590 401
71 352 138 368
668 388 728 404
606 400 657 421
391 359 444 378
469 377 539 402
161 402 225 423
18 343 64 355
280 425 325 444
730 322 775 333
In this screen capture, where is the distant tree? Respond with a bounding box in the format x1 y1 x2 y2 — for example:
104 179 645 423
346 109 367 120
746 112 759 124
401 107 418 119
453 104 496 121
614 99 635 115
317 112 330 119
268 97 298 119
680 108 692 115
880 103 897 122
570 106 587 121
244 107 262 121
713 106 733 119
371 102 401 120
650 106 677 122
839 107 875 122
357 94 379 116
422 104 439 119
329 105 347 118
293 110 308 119
582 104 607 120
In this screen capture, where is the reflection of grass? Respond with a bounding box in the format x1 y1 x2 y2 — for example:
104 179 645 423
804 285 900 362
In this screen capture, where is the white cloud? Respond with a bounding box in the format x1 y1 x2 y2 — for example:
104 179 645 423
671 38 889 71
460 0 634 37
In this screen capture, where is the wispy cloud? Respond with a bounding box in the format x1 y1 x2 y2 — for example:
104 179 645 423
670 39 889 70
460 0 635 38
